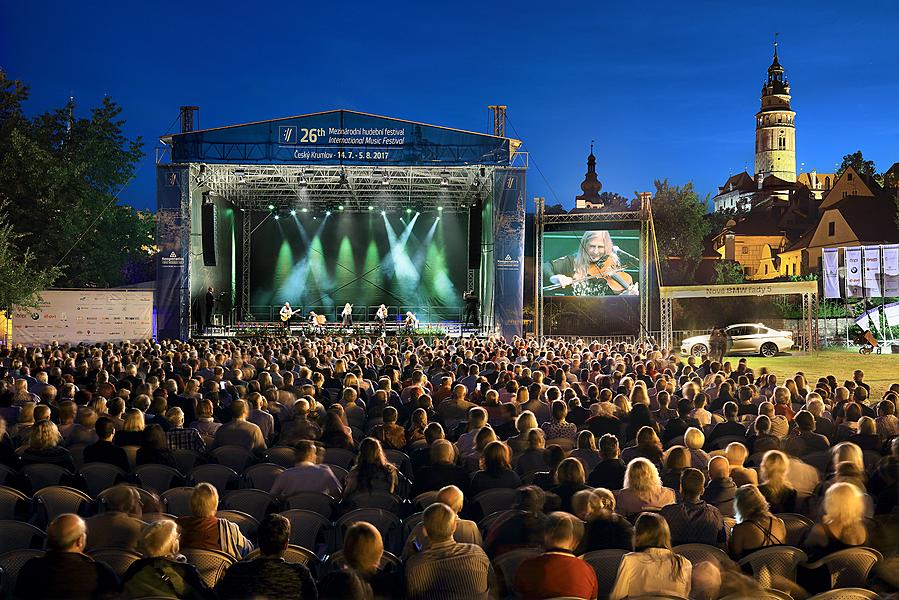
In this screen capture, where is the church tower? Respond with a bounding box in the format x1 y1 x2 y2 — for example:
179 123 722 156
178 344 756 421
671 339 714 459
574 143 603 209
754 40 796 184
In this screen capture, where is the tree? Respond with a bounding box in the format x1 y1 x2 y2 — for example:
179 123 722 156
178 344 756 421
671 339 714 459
0 201 59 312
714 260 745 285
0 70 153 288
645 179 710 285
836 150 882 184
597 192 632 210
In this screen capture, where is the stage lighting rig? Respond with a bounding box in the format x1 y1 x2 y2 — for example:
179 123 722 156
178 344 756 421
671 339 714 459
290 209 296 216
338 171 349 188
298 170 308 187
440 170 450 186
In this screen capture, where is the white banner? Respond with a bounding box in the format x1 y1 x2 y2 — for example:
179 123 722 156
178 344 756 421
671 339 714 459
845 247 864 298
823 248 840 298
883 244 899 297
12 289 153 345
863 245 882 298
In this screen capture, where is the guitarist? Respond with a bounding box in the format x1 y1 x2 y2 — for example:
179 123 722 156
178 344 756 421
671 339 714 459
279 302 298 330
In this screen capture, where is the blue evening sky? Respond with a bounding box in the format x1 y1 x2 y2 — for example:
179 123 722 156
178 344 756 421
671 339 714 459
3 0 898 212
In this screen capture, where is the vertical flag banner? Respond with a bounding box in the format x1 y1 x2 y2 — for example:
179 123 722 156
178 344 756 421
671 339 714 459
863 245 882 298
883 244 899 297
492 169 526 339
822 248 840 299
844 246 863 298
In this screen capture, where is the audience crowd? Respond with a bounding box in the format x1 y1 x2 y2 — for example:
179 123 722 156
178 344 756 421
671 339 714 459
0 334 897 599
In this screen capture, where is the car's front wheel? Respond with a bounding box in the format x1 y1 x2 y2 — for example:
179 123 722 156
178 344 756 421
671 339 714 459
760 342 778 357
691 344 708 357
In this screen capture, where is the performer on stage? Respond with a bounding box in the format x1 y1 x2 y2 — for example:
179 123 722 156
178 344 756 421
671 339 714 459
543 230 637 296
204 287 215 332
403 311 419 332
308 311 324 336
279 302 297 330
341 303 354 327
375 304 388 333
463 290 479 328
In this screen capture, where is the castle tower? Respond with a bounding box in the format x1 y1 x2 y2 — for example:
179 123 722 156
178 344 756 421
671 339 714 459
754 40 796 184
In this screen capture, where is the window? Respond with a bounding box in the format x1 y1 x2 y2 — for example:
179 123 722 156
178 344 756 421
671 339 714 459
778 137 786 150
842 191 848 198
742 246 749 254
825 176 830 189
828 221 835 236
848 173 853 181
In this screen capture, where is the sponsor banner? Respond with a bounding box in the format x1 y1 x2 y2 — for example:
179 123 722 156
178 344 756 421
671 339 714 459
493 169 526 339
883 244 899 297
844 246 863 298
822 248 840 299
863 245 882 298
12 290 153 345
156 166 190 339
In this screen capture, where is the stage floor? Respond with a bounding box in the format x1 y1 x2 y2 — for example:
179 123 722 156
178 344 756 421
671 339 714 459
194 320 486 339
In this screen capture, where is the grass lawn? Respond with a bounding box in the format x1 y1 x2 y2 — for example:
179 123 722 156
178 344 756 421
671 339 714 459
739 349 898 398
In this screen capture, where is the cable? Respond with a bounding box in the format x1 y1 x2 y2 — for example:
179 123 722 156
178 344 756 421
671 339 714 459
503 114 564 207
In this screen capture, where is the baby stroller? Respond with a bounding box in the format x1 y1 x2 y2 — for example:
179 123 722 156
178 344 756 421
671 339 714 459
852 329 881 355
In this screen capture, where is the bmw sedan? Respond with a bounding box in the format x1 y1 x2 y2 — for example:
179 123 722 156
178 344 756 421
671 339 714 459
680 323 794 358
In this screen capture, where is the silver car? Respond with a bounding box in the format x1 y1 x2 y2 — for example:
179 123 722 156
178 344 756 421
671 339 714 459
680 323 794 358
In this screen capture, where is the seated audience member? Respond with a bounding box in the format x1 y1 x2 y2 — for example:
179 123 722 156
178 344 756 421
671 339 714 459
746 414 780 455
849 416 880 452
729 484 786 560
806 395 835 441
797 482 869 594
344 437 399 497
66 407 99 446
661 397 700 445
516 428 549 477
705 401 746 448
541 399 577 441
570 430 602 473
470 441 521 496
684 426 710 472
758 450 797 513
342 521 401 599
549 457 590 514
530 443 566 490
455 406 488 456
587 433 627 490
18 419 76 471
690 392 713 427
15 514 119 599
703 455 737 517
725 442 758 486
514 512 599 600
189 399 222 437
506 411 538 454
584 400 622 439
870 437 899 515
214 399 267 451
768 391 792 438
216 514 318 600
660 468 727 546
403 485 483 559
121 519 213 599
177 482 254 560
875 398 899 438
83 416 131 472
85 485 143 551
661 445 689 491
405 502 493 600
370 405 407 451
580 487 635 552
609 512 692 600
615 457 676 516
164 406 206 453
269 440 342 500
485 485 549 557
621 425 664 467
411 439 469 497
116 407 147 446
136 423 178 468
410 422 445 471
782 409 830 457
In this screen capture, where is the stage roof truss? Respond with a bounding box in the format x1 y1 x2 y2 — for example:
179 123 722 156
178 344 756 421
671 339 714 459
193 163 492 213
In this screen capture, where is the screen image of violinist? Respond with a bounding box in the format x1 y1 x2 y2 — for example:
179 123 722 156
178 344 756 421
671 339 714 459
542 229 640 297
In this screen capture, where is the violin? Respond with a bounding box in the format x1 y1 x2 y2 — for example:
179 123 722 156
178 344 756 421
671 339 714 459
584 256 633 294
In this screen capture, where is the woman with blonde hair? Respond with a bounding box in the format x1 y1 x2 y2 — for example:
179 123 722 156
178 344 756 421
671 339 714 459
621 425 663 467
116 407 147 446
19 419 75 470
759 450 797 513
550 457 589 513
507 411 537 454
120 520 212 599
581 488 635 552
615 457 676 516
609 513 691 600
729 484 786 560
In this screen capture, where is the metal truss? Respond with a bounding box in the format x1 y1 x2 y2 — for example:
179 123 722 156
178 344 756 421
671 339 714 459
535 197 545 337
540 210 643 224
241 212 252 320
192 163 491 213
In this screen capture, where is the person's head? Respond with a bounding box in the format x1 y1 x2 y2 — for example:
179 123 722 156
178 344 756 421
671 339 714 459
599 433 620 459
551 399 567 422
165 406 185 429
422 502 457 544
634 512 672 551
516 410 537 434
760 450 790 490
708 455 730 480
94 416 116 441
575 230 614 272
794 410 815 432
571 489 601 520
514 485 546 513
139 519 180 558
293 440 318 464
474 426 497 453
29 419 60 450
636 425 660 448
257 514 291 557
343 522 383 573
123 408 145 432
103 485 141 514
231 399 249 420
725 442 749 467
734 484 771 523
543 511 582 551
556 457 586 486
526 427 545 450
858 416 876 436
576 430 596 451
680 468 705 500
724 401 738 421
356 437 388 469
754 414 771 435
684 427 705 450
430 439 455 465
833 442 864 474
624 457 662 494
46 514 87 553
665 446 690 471
436 485 464 514
481 440 512 473
823 482 865 528
190 482 219 517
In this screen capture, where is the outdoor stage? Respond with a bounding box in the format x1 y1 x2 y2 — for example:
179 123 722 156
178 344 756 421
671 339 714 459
155 109 528 341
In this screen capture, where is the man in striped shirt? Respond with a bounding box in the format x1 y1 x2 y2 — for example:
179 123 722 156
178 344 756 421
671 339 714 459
405 502 494 600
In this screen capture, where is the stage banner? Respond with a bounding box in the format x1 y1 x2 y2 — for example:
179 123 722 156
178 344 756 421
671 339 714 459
155 166 190 339
863 245 882 298
12 290 153 345
822 248 840 299
883 244 899 297
492 168 526 340
844 246 863 298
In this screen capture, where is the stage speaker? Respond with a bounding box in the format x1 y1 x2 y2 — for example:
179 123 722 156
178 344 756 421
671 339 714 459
201 201 216 266
468 204 482 269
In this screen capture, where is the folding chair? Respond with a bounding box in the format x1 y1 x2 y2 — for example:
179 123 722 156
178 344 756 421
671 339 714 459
79 463 128 498
211 445 254 472
180 548 235 588
0 486 31 521
806 589 881 600
135 464 184 493
243 463 284 493
335 508 401 553
285 491 335 518
474 488 518 519
191 464 240 495
245 544 318 573
161 486 198 517
0 521 45 555
0 549 44 597
803 547 882 589
580 549 628 600
776 513 814 547
411 491 438 511
493 547 543 597
89 547 142 579
120 445 140 470
265 446 297 469
172 449 201 475
280 509 331 553
322 549 400 577
67 444 88 471
216 509 259 539
21 464 72 491
97 485 157 514
33 486 92 521
343 491 401 512
222 489 276 521
673 543 736 570
737 546 807 591
322 448 355 470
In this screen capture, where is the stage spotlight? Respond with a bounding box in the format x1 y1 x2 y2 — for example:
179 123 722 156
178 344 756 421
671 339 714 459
437 206 444 212
368 205 374 211
338 205 344 211
326 211 332 216
380 210 386 216
273 214 280 220
267 204 275 210
415 211 420 216
290 209 296 216
406 208 412 214
301 207 308 213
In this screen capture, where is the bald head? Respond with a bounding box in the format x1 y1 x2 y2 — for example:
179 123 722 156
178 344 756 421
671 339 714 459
423 502 457 543
708 455 730 480
47 514 87 552
436 485 464 513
